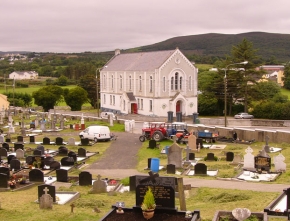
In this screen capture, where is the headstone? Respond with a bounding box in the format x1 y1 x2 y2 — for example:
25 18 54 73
38 184 56 203
43 137 50 145
81 138 89 145
206 153 215 161
196 138 203 148
187 134 196 149
194 163 207 175
29 168 44 182
167 143 182 168
232 208 251 221
226 152 234 161
189 153 195 160
33 149 42 156
147 158 151 169
36 145 45 155
40 121 46 131
129 176 136 191
14 142 24 151
60 157 75 166
184 145 192 162
10 158 21 170
2 142 9 151
264 135 270 153
148 140 157 149
78 147 86 157
0 135 4 143
55 137 63 145
68 138 75 146
243 146 255 169
7 155 16 164
231 154 242 165
29 136 35 143
44 156 54 166
79 171 92 186
274 153 286 172
0 148 7 157
17 136 24 143
58 146 68 156
26 156 33 165
56 169 68 182
16 149 24 159
167 164 176 174
0 167 9 177
50 161 61 170
91 174 107 193
68 151 77 162
254 149 271 172
0 173 8 188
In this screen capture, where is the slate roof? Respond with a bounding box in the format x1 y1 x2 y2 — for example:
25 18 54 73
104 50 176 71
14 71 38 75
126 92 136 102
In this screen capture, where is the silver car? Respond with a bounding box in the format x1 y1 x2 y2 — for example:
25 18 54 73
234 112 254 119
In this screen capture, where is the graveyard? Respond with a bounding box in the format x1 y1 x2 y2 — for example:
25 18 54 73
1 111 290 220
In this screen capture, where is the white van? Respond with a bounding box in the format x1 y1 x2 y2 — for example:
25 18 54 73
79 125 111 142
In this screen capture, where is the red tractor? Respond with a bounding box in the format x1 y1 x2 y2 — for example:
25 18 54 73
139 122 168 142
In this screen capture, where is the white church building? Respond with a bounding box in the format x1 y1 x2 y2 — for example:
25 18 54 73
99 48 198 117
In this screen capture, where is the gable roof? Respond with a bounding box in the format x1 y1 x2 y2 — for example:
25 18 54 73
104 50 176 71
11 71 38 75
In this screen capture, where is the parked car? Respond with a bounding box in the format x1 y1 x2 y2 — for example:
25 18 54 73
234 112 254 119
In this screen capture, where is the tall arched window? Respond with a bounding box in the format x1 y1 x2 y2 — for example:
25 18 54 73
103 74 106 89
111 74 114 89
129 76 132 90
171 77 174 90
163 77 166 92
149 76 153 92
120 75 123 90
179 76 182 90
175 72 178 90
189 76 192 91
139 76 142 91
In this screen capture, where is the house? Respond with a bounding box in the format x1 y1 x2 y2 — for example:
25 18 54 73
99 48 198 117
9 71 39 80
258 65 284 86
0 94 10 110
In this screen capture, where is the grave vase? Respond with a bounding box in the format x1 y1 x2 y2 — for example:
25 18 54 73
142 209 155 220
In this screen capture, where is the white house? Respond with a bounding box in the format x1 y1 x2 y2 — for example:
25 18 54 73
99 48 198 117
9 71 39 80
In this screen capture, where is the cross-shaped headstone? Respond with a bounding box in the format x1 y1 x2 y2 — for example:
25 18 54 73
43 187 49 195
140 171 159 184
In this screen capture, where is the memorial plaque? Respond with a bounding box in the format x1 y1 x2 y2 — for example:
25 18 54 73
136 185 175 209
254 156 271 171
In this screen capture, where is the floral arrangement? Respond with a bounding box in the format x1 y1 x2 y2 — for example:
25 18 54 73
141 187 156 211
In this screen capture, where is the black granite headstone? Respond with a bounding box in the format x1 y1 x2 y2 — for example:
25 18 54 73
43 137 50 145
81 138 89 145
189 153 195 160
0 167 10 177
0 173 8 188
0 148 7 157
44 156 54 166
33 149 42 156
195 163 207 175
2 142 9 151
38 184 56 202
50 161 61 170
79 171 92 186
29 136 35 143
10 159 21 170
58 146 68 156
55 137 63 145
148 140 157 149
196 138 203 148
36 145 45 155
147 158 151 169
29 168 44 182
78 147 86 157
8 155 16 164
226 152 234 161
206 153 215 161
68 151 77 162
167 164 176 174
60 156 75 166
17 136 24 143
14 142 24 151
56 169 68 182
26 156 33 165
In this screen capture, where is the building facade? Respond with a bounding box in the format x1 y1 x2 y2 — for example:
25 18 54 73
99 48 198 117
9 71 39 80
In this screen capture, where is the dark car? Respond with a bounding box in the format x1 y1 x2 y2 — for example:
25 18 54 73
234 112 254 119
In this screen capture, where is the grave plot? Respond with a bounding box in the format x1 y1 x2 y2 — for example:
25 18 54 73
264 188 290 217
100 172 201 221
186 163 219 176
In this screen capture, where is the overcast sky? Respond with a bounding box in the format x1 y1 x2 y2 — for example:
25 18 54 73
1 0 289 53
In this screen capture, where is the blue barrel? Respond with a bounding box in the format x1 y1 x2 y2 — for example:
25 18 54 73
150 158 160 172
165 146 170 155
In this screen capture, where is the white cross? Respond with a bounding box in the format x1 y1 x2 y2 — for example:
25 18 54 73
43 187 49 194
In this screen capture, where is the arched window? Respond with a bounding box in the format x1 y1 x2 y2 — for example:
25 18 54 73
103 74 106 89
171 77 174 90
139 76 142 91
163 76 166 92
129 75 132 90
111 74 114 89
189 76 192 91
120 75 123 90
175 72 178 90
149 76 153 92
179 76 182 90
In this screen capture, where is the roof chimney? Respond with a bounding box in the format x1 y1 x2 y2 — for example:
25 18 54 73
115 49 120 55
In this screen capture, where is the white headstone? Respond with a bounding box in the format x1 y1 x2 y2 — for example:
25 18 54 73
243 146 255 169
232 208 251 221
274 153 286 172
16 149 24 159
68 137 75 146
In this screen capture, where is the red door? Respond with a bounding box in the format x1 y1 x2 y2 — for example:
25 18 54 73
131 103 138 114
176 101 181 113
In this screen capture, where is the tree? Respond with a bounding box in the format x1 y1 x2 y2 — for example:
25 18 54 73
79 74 98 108
64 86 88 111
283 62 290 89
32 85 63 111
57 75 68 86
